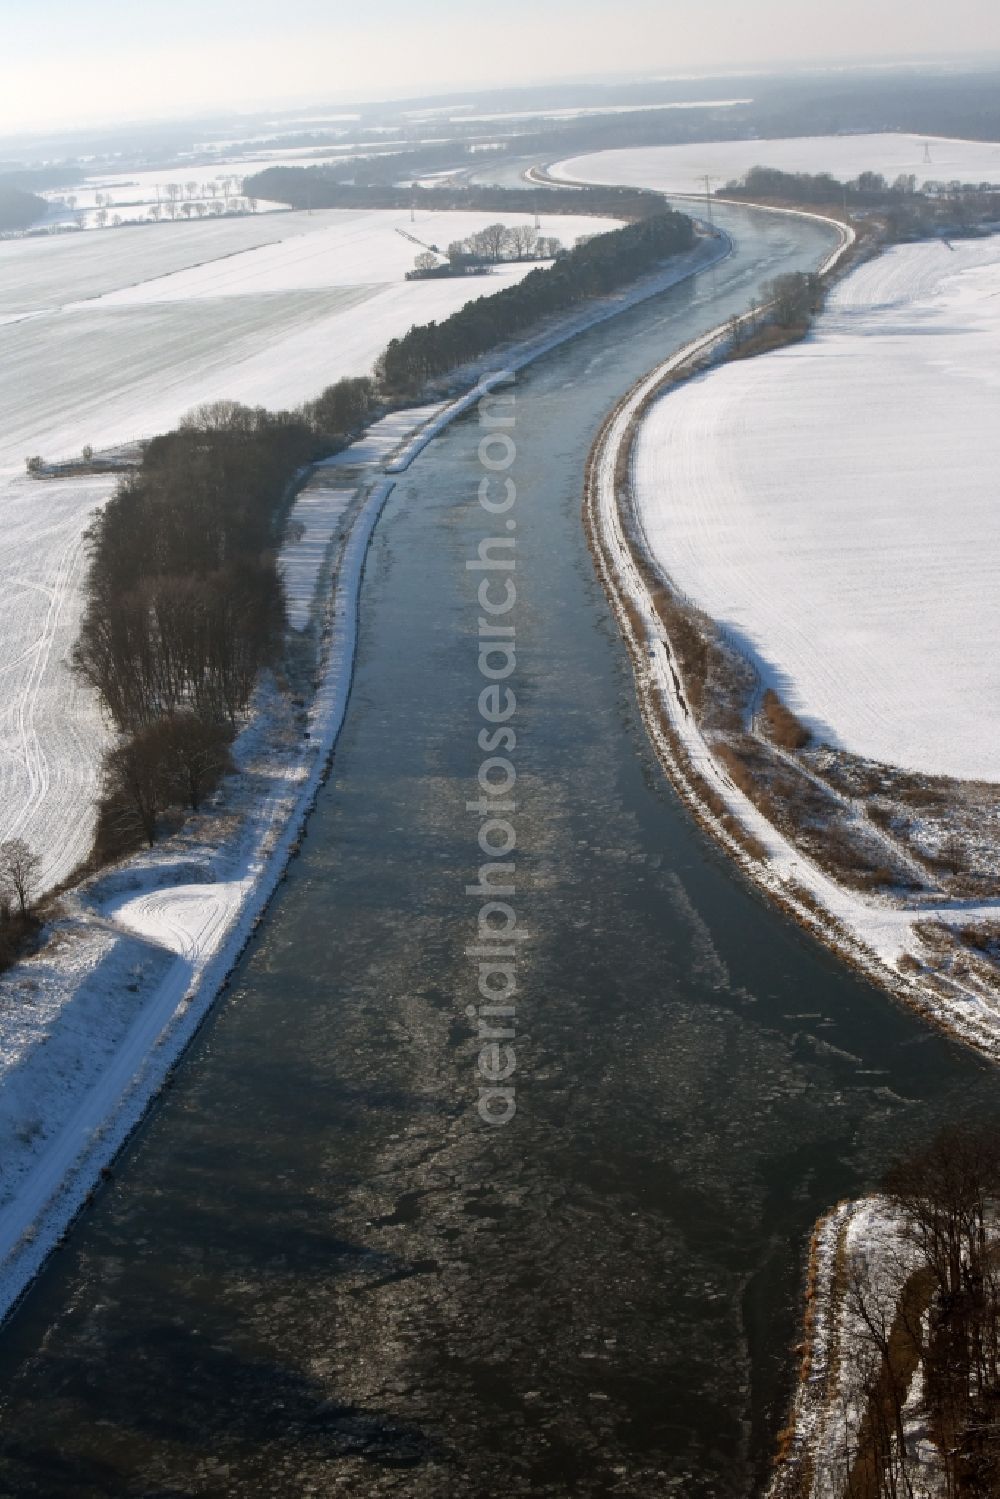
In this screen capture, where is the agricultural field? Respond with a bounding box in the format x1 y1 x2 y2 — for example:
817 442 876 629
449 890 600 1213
0 205 620 890
631 235 1000 782
551 132 1000 194
0 473 111 893
39 147 382 225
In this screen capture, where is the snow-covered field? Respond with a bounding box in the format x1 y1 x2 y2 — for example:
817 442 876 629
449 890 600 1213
631 235 1000 781
0 206 620 889
552 133 1000 194
0 475 111 892
1 207 620 448
39 152 344 223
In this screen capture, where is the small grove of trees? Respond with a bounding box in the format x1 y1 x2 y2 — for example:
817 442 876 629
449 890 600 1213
75 400 323 859
452 223 564 265
761 271 824 330
98 713 233 856
411 227 567 281
838 1127 1000 1498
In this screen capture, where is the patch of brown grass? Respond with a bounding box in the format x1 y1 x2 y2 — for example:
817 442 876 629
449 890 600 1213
762 688 811 750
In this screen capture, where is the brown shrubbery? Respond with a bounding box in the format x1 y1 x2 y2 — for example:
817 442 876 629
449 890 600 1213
714 740 758 799
761 688 811 750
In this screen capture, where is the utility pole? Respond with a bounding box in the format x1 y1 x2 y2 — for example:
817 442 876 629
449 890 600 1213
703 175 715 229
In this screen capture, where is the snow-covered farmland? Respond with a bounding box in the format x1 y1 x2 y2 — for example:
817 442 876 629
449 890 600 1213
0 475 111 893
632 235 1000 781
40 152 344 223
552 133 1000 195
0 205 622 888
1 207 620 448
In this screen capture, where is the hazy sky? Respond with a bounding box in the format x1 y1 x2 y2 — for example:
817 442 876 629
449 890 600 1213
2 0 999 133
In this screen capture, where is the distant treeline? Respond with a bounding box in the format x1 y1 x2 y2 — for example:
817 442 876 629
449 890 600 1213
243 166 662 221
724 165 905 205
0 186 47 232
0 165 84 194
726 165 1000 240
376 208 694 397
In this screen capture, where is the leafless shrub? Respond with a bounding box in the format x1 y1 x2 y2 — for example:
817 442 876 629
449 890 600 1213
0 838 41 916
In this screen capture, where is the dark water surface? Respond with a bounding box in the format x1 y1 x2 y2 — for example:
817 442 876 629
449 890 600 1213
2 207 999 1498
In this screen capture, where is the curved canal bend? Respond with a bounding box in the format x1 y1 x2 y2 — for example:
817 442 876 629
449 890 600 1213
2 205 1000 1498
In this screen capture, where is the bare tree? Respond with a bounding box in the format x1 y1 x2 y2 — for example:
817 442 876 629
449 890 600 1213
469 222 509 262
0 839 41 915
508 223 539 259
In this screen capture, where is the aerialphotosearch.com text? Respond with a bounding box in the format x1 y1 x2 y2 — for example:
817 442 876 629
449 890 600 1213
466 373 521 1126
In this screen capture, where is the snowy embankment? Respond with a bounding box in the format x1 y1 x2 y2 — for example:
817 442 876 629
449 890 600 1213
0 205 624 892
631 236 1000 783
0 226 728 1322
767 1196 945 1499
550 133 1000 196
584 230 1000 1061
